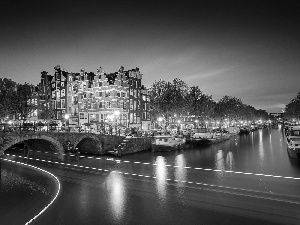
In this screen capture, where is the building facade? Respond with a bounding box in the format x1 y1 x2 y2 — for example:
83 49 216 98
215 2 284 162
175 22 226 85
30 65 151 130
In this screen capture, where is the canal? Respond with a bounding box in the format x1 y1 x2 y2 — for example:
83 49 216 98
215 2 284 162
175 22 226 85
1 125 300 225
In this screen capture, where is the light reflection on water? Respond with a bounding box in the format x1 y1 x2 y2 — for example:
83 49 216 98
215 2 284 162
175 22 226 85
174 154 187 199
155 156 168 203
215 150 225 180
258 130 265 166
226 151 234 170
105 172 126 223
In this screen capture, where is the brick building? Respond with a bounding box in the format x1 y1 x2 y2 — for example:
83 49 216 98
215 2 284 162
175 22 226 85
31 65 151 130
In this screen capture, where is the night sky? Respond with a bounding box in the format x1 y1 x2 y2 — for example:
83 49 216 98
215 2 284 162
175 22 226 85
1 0 300 113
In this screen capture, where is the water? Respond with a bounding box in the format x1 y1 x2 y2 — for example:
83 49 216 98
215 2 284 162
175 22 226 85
1 125 300 225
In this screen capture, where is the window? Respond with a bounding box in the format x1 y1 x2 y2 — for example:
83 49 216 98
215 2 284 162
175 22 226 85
129 113 133 123
61 99 65 108
61 89 65 97
130 99 133 110
80 113 84 119
117 92 120 97
123 102 127 109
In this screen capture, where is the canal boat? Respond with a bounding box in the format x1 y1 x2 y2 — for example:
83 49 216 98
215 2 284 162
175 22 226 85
185 128 213 145
151 135 186 152
227 127 240 136
285 125 300 160
239 126 250 135
186 128 230 145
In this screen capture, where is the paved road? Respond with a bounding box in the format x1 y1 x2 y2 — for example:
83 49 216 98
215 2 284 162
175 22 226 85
1 125 300 225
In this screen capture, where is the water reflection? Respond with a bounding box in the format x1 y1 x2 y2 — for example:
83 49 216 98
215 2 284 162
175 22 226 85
105 172 126 223
174 154 187 198
155 156 168 203
215 150 225 180
226 151 234 170
258 130 265 166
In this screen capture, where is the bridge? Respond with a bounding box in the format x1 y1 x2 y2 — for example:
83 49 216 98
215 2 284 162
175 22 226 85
0 131 124 158
269 112 284 117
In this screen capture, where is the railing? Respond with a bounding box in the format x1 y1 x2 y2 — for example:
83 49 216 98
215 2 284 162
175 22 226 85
0 125 130 136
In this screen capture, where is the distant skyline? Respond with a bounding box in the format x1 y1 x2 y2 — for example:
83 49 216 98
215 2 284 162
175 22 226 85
1 0 300 113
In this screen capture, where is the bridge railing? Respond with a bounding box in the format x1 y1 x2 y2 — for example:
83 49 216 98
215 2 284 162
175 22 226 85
0 125 129 136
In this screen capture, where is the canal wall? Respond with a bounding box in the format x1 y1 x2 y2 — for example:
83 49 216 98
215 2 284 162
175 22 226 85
1 132 151 156
114 137 153 155
26 135 125 154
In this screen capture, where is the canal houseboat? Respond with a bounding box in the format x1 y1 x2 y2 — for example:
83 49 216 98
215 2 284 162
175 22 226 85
186 128 230 145
151 135 186 152
285 125 300 160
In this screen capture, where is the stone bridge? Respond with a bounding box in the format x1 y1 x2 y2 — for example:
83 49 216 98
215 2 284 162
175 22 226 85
0 132 124 158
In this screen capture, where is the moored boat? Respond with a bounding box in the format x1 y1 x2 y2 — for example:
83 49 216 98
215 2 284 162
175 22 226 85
186 128 230 145
285 125 300 160
151 135 186 152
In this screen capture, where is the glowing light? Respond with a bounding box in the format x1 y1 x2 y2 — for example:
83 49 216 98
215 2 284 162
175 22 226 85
64 114 70 119
157 117 163 122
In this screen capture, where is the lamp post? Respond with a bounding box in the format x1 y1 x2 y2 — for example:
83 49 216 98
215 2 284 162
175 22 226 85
64 114 70 132
194 119 198 129
114 110 120 135
157 117 163 129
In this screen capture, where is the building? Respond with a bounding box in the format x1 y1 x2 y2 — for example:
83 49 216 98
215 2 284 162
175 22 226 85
32 65 151 130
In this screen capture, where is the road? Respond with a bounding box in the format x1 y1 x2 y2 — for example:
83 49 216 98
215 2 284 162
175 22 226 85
1 125 300 225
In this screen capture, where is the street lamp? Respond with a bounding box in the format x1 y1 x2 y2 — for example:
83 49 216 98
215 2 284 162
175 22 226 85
64 114 69 132
114 110 120 134
195 119 198 128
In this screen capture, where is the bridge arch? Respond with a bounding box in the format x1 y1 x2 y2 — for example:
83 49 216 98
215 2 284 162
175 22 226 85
1 134 64 157
73 134 104 154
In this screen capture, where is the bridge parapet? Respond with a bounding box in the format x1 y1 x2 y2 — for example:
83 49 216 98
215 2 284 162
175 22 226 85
0 132 124 156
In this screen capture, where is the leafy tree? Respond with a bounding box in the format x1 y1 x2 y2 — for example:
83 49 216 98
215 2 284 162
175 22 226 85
0 78 17 121
187 86 216 125
11 83 35 121
284 92 300 120
149 78 189 126
39 108 55 121
217 95 245 124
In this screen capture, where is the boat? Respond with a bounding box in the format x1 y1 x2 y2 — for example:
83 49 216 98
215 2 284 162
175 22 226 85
186 128 230 145
151 135 186 152
239 126 250 135
285 125 300 160
185 128 213 145
227 127 240 136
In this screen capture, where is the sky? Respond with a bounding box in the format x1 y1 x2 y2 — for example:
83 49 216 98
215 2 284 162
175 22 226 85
1 0 300 113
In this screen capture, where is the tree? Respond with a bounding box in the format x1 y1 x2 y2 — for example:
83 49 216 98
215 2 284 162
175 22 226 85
187 86 216 125
11 83 35 120
149 78 189 125
284 92 300 120
39 108 55 121
217 95 245 124
0 78 17 121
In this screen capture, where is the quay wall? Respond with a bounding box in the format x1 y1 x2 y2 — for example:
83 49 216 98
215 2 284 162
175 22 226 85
120 137 152 155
